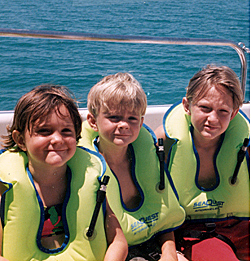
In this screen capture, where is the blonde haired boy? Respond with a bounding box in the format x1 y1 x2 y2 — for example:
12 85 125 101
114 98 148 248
79 72 187 261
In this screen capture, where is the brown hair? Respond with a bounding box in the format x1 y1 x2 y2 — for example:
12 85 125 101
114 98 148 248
3 84 82 151
186 65 243 109
88 72 147 117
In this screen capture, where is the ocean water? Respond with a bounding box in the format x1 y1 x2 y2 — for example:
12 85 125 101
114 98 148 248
0 0 249 110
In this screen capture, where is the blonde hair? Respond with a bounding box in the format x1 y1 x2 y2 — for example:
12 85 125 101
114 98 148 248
186 65 244 109
88 72 147 117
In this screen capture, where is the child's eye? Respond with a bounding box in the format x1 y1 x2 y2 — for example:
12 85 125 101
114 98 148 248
62 128 74 134
199 105 211 112
108 115 121 121
128 116 139 121
36 128 51 135
219 109 230 114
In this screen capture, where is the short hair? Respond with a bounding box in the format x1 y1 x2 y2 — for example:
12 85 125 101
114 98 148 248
3 84 82 151
87 72 147 117
186 65 244 109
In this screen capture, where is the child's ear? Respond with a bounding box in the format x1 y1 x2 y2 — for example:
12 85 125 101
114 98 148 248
12 130 27 151
87 113 99 132
182 97 191 115
230 108 239 121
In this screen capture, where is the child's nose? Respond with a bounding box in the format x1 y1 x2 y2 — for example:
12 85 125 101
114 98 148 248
51 131 63 143
208 110 219 122
118 120 129 129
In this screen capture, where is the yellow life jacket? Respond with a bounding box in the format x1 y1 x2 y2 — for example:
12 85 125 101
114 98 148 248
0 147 108 261
79 121 185 246
164 102 250 221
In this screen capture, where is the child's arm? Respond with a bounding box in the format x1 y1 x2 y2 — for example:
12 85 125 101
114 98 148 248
158 232 189 261
104 201 128 261
155 125 166 142
158 232 178 261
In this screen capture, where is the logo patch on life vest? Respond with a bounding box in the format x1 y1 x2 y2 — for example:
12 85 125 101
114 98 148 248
193 199 225 212
131 212 159 235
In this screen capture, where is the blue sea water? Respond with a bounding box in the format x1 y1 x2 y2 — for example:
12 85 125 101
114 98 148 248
0 0 249 110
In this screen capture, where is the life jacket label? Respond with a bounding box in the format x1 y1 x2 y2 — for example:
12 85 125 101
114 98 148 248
193 199 225 212
131 212 159 235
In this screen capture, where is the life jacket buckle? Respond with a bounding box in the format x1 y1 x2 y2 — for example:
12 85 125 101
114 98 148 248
205 222 216 234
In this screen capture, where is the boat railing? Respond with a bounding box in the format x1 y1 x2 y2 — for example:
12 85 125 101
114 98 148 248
0 28 249 97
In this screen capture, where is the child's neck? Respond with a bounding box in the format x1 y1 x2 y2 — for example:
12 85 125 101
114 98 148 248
193 133 221 152
29 164 68 207
28 163 67 186
99 143 129 167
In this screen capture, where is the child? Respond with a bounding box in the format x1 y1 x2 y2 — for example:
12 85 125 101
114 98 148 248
78 73 187 261
0 84 127 261
155 65 250 261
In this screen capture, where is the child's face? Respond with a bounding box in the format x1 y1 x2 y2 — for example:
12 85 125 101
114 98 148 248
90 107 143 149
183 86 238 144
21 105 77 172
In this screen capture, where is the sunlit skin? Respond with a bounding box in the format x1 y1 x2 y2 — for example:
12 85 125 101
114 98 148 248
183 86 238 148
88 109 144 155
13 105 77 177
